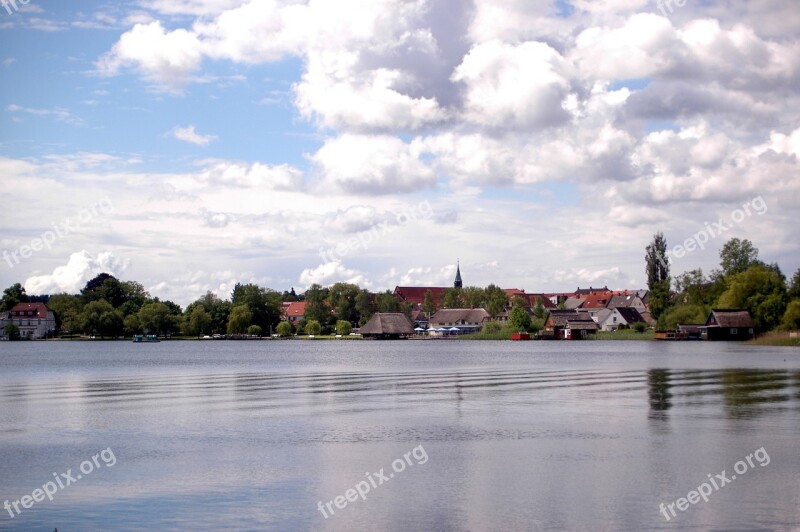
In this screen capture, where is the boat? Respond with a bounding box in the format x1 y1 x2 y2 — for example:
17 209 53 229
511 332 531 341
132 334 161 343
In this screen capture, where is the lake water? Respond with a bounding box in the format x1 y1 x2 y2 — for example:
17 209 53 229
1 340 799 531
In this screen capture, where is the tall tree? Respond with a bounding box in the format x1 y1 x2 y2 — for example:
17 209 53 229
645 231 670 289
646 232 671 320
421 290 437 317
719 238 760 277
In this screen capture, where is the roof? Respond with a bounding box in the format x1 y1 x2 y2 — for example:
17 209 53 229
10 302 50 318
706 309 754 328
546 309 593 327
614 307 645 324
566 320 599 331
575 286 610 296
606 294 643 309
282 301 307 318
359 313 415 335
393 286 446 306
430 308 491 324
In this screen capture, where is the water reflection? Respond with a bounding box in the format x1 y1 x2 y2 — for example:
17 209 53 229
644 368 800 420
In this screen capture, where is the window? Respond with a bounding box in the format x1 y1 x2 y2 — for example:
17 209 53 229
731 328 738 335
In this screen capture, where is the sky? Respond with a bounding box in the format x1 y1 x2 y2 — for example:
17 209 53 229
0 0 798 308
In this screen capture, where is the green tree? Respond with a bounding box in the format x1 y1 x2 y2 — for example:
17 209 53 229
781 300 800 330
119 281 149 316
717 264 788 331
305 320 322 335
183 307 211 337
421 289 437 317
231 283 282 334
509 306 532 331
646 232 672 320
81 274 121 305
4 323 20 340
227 304 253 335
645 231 670 289
355 289 376 325
328 282 361 324
304 284 332 328
719 238 760 277
186 292 230 334
532 298 546 319
276 321 294 337
335 319 353 336
658 304 708 331
138 302 178 338
124 314 142 336
461 286 485 309
442 287 463 309
1 283 29 311
80 300 124 338
376 290 401 312
788 268 800 300
246 325 263 336
47 293 82 334
484 284 508 316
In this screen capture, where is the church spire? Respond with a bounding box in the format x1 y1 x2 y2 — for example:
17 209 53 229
454 260 463 288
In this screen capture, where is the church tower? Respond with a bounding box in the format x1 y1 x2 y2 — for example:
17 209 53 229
454 260 463 289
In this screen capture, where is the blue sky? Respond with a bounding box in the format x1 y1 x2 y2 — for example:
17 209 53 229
1 0 798 306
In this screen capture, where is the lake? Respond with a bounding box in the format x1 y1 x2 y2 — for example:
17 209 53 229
1 340 799 531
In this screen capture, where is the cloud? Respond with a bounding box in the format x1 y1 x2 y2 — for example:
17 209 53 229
6 104 84 126
24 251 130 295
452 40 573 130
96 21 203 92
172 125 217 146
298 260 371 289
196 160 304 190
310 134 435 195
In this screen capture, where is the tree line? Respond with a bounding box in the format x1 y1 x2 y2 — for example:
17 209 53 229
645 234 800 332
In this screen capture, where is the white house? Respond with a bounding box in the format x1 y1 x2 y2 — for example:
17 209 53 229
3 302 56 339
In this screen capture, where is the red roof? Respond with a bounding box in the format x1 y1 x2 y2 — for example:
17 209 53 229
10 302 50 318
580 293 611 309
282 301 307 318
393 286 447 306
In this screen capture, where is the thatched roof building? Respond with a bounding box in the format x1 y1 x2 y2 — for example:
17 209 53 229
359 313 415 339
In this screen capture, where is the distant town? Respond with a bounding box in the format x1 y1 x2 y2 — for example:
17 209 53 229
1 237 799 344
